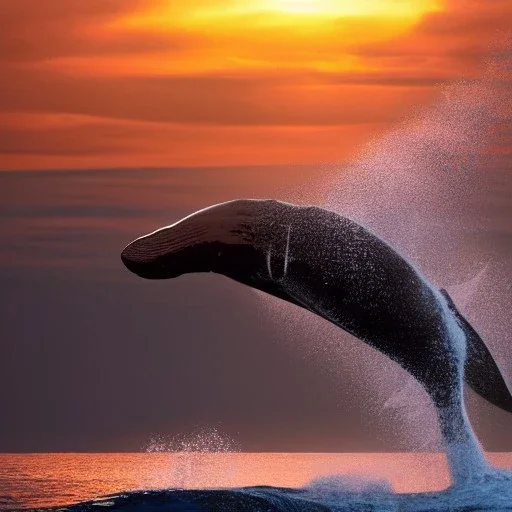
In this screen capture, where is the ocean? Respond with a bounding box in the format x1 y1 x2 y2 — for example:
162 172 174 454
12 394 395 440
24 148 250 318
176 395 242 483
1 452 512 510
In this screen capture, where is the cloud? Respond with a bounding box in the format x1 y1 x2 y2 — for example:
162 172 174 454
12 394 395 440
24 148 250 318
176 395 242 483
0 0 186 62
351 0 512 70
0 0 146 22
0 65 435 126
0 113 385 169
0 0 510 168
0 28 185 63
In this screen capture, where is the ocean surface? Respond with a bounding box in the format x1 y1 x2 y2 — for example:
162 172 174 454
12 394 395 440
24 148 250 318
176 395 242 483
1 452 512 510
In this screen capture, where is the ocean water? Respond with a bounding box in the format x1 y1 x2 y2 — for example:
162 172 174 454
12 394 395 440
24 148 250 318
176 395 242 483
1 452 511 510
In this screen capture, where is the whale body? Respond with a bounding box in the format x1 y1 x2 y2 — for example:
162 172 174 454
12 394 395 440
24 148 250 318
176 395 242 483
121 199 512 484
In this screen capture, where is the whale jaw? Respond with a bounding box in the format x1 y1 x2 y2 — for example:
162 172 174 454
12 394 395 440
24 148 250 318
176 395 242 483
120 248 180 280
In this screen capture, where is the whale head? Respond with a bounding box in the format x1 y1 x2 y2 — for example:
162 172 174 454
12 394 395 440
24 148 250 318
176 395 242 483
121 199 285 280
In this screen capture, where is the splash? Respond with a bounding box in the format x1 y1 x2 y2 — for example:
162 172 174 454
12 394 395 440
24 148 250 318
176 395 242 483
319 46 512 485
258 42 512 484
144 427 239 454
144 427 240 489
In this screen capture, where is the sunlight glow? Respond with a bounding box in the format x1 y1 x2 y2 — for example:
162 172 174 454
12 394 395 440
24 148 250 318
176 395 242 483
124 0 443 27
109 0 444 76
266 0 439 16
271 0 342 14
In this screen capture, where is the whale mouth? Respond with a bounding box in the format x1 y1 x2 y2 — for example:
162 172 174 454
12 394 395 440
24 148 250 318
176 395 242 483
121 239 189 279
121 248 155 279
120 250 141 275
121 245 180 279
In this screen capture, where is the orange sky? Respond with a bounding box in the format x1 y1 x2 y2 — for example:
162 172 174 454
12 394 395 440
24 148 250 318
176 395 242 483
0 0 510 170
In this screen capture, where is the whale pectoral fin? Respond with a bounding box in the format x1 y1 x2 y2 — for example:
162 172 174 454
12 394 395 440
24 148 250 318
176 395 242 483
440 288 512 413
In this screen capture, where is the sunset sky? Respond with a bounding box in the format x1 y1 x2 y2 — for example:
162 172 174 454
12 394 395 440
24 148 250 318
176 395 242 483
1 0 511 170
1 1 511 454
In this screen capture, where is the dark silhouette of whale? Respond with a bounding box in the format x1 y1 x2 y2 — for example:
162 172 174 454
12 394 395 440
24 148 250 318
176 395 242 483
121 199 512 484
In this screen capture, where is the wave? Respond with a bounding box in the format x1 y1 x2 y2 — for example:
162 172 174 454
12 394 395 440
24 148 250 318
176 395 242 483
30 469 512 512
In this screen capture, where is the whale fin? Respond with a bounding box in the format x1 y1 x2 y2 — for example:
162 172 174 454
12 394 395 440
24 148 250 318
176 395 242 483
440 288 512 413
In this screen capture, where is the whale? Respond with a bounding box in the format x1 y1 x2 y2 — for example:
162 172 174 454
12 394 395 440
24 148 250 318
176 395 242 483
121 199 512 485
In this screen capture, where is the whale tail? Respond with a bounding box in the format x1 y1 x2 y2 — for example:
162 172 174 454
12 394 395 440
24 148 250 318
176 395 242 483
440 289 512 413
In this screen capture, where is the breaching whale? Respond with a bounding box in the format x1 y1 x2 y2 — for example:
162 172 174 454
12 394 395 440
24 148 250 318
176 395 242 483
121 199 512 485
